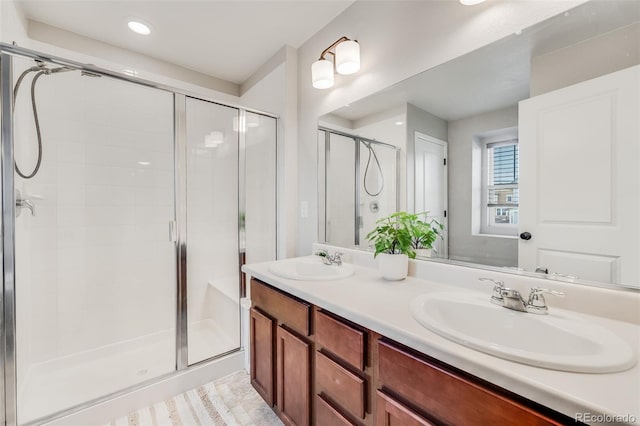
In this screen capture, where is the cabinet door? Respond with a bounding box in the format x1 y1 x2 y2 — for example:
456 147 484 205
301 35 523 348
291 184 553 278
276 325 311 426
376 391 435 426
250 307 275 406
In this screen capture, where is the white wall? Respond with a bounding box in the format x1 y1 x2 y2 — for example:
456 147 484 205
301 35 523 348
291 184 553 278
240 48 298 259
295 0 584 255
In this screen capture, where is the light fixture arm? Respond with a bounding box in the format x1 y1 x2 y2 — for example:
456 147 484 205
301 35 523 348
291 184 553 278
319 36 352 60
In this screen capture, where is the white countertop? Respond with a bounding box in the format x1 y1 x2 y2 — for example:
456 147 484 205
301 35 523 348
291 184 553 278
242 255 640 426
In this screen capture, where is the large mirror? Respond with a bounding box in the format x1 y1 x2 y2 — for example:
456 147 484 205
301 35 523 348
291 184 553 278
319 0 640 289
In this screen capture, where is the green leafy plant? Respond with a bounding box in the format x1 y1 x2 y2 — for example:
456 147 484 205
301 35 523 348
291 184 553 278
409 212 445 252
366 211 445 259
366 212 415 258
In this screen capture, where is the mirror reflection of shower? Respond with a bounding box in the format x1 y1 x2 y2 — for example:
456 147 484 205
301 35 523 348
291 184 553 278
13 60 100 180
318 128 400 248
362 140 384 198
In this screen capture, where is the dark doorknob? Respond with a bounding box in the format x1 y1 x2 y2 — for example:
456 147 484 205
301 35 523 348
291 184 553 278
519 232 532 240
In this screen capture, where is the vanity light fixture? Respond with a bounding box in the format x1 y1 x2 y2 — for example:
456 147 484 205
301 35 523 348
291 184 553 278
312 36 360 89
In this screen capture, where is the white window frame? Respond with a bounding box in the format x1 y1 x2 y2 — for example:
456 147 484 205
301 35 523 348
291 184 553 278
480 137 519 236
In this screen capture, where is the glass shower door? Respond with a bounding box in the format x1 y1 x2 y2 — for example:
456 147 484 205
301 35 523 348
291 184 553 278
185 97 240 364
11 56 176 423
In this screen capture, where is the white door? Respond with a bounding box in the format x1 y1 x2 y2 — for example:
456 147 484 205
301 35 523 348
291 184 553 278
415 132 448 258
518 65 639 285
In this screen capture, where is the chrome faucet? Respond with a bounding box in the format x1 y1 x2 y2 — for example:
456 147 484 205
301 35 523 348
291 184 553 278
479 278 564 315
315 250 344 266
526 287 565 314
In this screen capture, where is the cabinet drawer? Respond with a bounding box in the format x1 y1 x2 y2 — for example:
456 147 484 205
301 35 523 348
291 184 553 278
378 340 561 426
315 309 365 370
316 394 357 426
251 279 310 336
376 391 435 426
316 351 366 419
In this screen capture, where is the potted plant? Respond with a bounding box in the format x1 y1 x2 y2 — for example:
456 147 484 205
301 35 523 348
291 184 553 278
366 212 416 280
409 212 444 258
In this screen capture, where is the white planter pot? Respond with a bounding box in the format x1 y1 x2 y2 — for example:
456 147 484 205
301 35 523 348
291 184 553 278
377 253 409 281
415 248 433 258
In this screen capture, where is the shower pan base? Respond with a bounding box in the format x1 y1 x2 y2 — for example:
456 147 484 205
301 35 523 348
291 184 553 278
19 320 239 425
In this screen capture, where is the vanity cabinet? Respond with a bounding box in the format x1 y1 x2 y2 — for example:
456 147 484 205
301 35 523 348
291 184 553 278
314 309 370 424
249 279 575 426
250 279 312 426
377 339 566 426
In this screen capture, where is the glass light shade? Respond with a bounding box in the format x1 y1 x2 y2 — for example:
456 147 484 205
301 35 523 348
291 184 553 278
336 40 360 75
459 0 486 5
312 59 334 89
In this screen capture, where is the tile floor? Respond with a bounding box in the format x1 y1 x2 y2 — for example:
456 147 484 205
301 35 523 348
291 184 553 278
105 371 282 426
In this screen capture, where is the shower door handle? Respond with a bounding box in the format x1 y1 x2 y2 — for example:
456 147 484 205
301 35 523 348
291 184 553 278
169 220 177 243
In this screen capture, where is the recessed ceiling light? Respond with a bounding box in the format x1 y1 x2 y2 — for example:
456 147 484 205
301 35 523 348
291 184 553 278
460 0 486 5
128 21 151 35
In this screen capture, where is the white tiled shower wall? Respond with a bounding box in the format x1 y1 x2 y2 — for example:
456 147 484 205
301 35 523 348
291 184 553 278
14 57 176 391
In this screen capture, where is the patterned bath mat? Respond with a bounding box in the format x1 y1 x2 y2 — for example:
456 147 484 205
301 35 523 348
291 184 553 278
106 371 282 426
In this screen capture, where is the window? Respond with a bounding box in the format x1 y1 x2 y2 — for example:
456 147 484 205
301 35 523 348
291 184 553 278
481 139 519 235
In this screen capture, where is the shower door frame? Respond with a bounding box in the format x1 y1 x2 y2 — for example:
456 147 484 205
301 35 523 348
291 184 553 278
318 126 401 246
0 44 278 426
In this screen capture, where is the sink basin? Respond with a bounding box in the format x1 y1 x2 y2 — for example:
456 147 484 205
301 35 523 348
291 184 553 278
268 257 355 281
410 292 636 373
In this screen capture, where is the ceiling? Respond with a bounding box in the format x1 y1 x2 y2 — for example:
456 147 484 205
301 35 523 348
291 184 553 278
329 0 640 123
15 0 354 84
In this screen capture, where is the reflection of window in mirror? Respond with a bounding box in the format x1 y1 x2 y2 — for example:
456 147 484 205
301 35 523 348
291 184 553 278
479 130 519 236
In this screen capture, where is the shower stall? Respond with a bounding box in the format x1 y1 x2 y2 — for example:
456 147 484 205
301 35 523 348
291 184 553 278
318 127 400 248
0 44 277 425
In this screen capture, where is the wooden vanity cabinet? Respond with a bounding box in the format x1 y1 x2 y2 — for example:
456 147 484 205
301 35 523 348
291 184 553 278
250 279 312 426
377 339 570 426
249 280 577 426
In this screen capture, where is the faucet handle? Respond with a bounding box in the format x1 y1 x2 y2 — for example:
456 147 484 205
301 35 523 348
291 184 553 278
526 287 565 314
478 278 505 305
